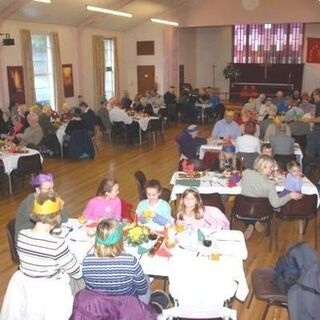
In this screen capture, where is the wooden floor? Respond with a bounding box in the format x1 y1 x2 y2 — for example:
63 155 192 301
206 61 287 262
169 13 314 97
0 123 317 319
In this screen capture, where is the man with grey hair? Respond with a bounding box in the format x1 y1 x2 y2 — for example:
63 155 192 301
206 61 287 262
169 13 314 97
269 124 295 156
16 112 44 147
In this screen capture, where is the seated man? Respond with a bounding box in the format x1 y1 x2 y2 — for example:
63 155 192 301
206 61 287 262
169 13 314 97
211 110 240 140
15 173 68 242
270 124 295 156
15 113 43 147
176 125 207 160
264 115 291 141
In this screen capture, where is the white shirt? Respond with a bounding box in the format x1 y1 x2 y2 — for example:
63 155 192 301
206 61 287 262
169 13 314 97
109 107 133 124
235 134 260 153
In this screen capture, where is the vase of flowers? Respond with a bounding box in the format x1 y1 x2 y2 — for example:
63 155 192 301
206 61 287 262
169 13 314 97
125 223 149 246
223 63 240 80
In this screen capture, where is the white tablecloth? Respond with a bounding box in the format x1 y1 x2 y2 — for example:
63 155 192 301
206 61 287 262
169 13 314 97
0 148 43 175
61 219 248 302
199 142 304 164
170 171 320 204
56 123 67 147
132 116 159 131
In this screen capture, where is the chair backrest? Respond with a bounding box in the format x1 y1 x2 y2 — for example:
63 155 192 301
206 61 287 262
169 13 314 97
234 195 273 219
279 194 318 218
178 159 204 171
95 116 105 130
273 154 296 171
201 193 225 213
17 154 42 175
203 151 219 170
160 188 171 202
148 118 162 132
7 218 19 264
134 170 147 201
236 152 259 170
71 289 156 320
112 121 126 134
292 134 307 149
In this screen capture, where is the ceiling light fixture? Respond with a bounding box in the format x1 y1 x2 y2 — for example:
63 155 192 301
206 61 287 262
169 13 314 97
33 0 52 3
86 5 132 18
150 18 178 26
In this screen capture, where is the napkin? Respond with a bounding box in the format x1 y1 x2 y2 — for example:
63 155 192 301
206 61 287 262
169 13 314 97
176 179 200 187
138 246 149 255
155 246 173 257
197 228 205 242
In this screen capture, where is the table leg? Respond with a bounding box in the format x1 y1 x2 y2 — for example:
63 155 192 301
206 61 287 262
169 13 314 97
8 173 12 195
202 108 204 124
139 127 142 145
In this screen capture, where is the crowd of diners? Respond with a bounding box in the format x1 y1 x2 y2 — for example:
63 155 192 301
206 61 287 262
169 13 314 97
176 87 320 239
2 171 230 319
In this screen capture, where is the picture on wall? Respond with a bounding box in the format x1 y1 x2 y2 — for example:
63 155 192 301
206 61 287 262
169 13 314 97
7 66 26 104
306 38 320 63
62 64 74 97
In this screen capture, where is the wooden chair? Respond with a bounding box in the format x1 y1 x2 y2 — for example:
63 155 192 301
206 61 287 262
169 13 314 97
7 218 19 264
247 267 288 320
92 125 103 152
231 195 274 251
275 194 318 249
134 170 147 201
201 193 225 214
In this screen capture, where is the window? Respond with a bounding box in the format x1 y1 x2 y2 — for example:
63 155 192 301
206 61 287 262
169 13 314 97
233 23 303 64
104 39 115 99
31 33 55 108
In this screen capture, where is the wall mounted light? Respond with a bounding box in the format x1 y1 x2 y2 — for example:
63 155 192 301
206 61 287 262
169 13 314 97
0 33 15 46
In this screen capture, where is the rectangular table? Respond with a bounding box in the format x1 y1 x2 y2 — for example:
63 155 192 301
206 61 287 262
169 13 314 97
199 142 304 167
170 171 319 204
62 219 248 304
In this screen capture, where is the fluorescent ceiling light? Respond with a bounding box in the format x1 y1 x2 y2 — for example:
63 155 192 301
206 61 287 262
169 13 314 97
86 5 132 18
150 18 178 26
33 0 51 3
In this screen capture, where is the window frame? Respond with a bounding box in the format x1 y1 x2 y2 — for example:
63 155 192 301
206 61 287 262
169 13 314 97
104 38 115 100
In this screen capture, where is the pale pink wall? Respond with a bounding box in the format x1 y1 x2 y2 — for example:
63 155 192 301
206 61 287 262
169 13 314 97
0 20 124 110
170 0 320 27
178 28 196 86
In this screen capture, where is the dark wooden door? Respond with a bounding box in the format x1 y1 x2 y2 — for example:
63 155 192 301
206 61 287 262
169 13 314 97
137 65 155 95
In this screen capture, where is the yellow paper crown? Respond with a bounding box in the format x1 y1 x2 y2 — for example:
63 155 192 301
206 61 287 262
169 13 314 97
225 110 235 117
33 198 62 215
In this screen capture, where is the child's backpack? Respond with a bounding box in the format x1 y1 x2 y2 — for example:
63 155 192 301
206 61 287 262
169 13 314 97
274 243 304 294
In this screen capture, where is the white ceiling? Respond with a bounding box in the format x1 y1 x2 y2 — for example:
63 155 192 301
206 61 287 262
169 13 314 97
2 0 190 31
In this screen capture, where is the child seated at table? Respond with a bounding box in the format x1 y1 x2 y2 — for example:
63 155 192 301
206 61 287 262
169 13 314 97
212 142 237 173
83 219 150 303
279 160 303 197
1 192 82 320
176 188 229 230
83 178 121 221
136 180 172 229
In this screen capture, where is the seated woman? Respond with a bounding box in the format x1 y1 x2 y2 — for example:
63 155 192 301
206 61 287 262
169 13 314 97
83 219 149 302
134 97 154 116
83 178 121 221
241 155 302 239
176 188 229 230
65 107 85 137
212 142 237 173
136 180 172 229
1 192 82 320
15 172 68 242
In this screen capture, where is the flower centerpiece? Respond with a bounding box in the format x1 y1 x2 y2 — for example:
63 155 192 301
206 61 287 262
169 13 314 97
125 223 149 246
223 63 240 80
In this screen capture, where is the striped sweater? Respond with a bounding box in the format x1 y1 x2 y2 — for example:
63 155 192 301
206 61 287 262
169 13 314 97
17 229 82 279
83 253 148 296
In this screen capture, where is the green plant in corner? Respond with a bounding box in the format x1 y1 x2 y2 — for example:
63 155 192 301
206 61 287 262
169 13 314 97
223 63 240 80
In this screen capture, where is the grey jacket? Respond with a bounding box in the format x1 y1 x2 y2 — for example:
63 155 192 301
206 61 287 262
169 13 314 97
270 134 295 155
288 243 320 320
241 169 291 208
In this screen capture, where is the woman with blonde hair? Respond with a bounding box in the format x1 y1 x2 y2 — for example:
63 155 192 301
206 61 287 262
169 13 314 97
241 155 302 239
82 219 149 302
176 188 229 230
